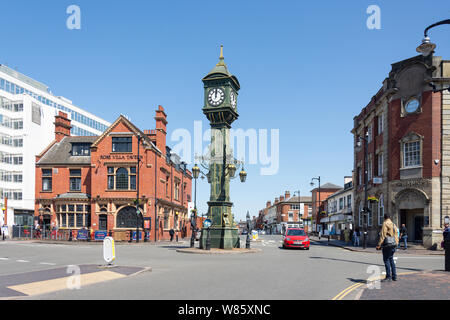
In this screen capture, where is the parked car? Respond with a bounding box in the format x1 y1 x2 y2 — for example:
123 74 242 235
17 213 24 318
282 228 310 250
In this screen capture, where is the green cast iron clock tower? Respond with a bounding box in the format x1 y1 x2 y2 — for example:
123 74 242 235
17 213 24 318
200 46 241 249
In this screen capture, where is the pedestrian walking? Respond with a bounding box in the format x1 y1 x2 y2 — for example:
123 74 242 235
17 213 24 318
353 228 360 246
169 228 175 242
343 227 350 245
399 224 408 250
318 230 322 240
376 214 399 282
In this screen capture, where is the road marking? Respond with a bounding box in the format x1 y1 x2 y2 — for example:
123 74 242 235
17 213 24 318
8 270 126 296
332 282 363 300
16 260 29 263
39 262 56 266
0 258 9 261
332 271 420 300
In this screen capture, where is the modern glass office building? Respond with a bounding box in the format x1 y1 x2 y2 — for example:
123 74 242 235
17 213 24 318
0 64 110 230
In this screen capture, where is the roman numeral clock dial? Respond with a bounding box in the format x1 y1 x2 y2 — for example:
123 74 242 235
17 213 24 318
208 88 225 107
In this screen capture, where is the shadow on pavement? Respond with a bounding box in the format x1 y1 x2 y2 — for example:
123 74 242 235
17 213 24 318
309 256 423 272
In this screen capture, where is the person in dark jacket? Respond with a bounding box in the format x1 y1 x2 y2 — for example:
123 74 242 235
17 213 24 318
169 229 175 242
399 224 408 250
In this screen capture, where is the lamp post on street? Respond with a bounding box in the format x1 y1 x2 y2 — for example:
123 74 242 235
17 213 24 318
310 177 321 236
293 190 302 228
357 131 370 249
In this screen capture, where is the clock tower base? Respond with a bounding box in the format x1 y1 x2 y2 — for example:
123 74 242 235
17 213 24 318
200 227 240 250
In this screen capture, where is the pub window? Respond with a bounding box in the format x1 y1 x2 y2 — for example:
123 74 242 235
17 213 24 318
108 167 136 190
116 206 143 228
164 209 170 229
70 169 82 191
112 137 132 153
42 169 52 191
58 203 89 228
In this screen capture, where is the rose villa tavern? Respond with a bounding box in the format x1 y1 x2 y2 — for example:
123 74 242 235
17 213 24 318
34 106 193 241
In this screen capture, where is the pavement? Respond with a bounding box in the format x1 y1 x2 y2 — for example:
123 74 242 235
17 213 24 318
309 235 445 255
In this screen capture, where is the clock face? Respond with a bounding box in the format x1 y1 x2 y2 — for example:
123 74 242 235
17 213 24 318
208 88 225 107
405 98 420 113
230 91 237 109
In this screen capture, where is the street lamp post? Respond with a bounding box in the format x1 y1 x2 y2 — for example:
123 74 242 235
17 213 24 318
135 134 144 243
246 211 251 249
293 190 302 228
357 132 370 249
310 177 321 236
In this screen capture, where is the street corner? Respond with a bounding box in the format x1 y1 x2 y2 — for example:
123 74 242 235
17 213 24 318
0 264 151 299
351 271 450 300
176 247 262 254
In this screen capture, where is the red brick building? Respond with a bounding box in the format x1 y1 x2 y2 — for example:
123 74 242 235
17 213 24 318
35 106 193 241
352 54 450 248
310 183 342 234
260 191 312 234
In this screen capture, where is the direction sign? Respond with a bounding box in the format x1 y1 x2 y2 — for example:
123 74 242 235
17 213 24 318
103 237 116 264
203 219 212 228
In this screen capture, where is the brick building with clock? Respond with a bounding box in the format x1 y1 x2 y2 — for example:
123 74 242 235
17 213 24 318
34 106 193 242
352 52 450 248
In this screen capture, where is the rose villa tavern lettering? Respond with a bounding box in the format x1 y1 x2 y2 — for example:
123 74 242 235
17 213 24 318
35 107 193 241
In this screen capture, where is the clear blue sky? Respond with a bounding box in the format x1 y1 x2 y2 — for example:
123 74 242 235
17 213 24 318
1 0 449 221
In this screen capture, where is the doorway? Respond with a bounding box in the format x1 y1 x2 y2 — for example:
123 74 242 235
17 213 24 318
399 209 424 242
99 215 108 231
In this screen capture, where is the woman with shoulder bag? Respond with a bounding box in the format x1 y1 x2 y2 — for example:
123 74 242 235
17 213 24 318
376 214 399 282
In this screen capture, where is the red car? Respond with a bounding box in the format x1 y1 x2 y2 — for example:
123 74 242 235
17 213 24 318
283 228 310 250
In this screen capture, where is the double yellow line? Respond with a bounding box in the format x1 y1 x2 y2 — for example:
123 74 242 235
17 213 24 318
331 272 419 300
332 282 365 300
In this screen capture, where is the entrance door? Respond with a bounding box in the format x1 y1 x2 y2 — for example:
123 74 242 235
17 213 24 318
414 216 424 242
99 215 108 231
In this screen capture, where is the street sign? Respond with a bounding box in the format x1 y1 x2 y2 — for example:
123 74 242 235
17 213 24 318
103 237 115 264
203 219 212 228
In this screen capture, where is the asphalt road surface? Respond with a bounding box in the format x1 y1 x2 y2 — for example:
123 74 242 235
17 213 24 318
0 235 444 300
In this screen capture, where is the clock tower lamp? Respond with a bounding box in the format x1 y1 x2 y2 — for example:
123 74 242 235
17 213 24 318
197 45 246 249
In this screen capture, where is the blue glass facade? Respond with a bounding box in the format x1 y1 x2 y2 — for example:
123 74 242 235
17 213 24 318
0 77 109 136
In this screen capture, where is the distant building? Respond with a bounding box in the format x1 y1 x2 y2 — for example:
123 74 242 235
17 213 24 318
259 191 312 234
0 64 110 231
310 183 342 234
323 177 354 238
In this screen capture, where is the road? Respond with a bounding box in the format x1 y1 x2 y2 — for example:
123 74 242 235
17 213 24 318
0 235 444 300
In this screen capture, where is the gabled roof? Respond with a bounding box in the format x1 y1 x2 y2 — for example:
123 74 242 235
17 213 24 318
91 115 160 153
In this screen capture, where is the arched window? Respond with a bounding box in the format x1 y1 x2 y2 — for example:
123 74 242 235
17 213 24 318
116 206 143 228
116 168 128 190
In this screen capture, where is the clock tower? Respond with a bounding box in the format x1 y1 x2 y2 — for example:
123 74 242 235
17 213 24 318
200 46 241 249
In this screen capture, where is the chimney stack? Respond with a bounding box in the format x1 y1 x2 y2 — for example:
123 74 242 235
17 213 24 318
266 201 271 208
285 191 290 199
54 112 71 142
154 105 167 155
280 195 285 202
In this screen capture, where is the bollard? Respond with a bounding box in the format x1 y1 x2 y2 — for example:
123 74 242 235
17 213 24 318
205 227 211 251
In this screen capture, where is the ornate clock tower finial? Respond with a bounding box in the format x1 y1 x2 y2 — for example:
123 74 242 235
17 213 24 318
217 45 225 66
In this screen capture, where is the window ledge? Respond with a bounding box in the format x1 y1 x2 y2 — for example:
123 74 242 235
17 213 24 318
400 166 423 171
